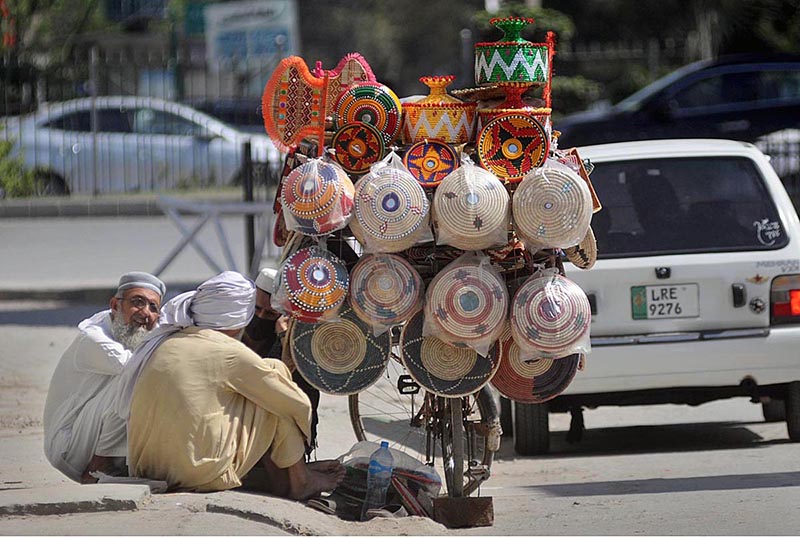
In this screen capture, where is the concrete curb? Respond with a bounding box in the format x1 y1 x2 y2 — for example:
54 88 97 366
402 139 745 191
0 484 151 516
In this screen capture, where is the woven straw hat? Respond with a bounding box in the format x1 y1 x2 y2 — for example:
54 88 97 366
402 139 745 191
349 253 423 328
424 255 508 348
281 159 355 236
400 310 500 397
402 139 459 188
290 302 390 395
510 272 591 356
476 113 549 183
565 225 597 270
279 246 350 323
331 122 386 175
433 165 510 250
334 82 403 145
349 166 430 253
491 325 580 403
512 165 592 248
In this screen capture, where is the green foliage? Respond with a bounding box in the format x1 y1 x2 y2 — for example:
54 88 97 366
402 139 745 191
0 135 36 199
550 76 602 118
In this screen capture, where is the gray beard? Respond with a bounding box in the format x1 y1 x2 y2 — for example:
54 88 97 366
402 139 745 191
110 312 150 351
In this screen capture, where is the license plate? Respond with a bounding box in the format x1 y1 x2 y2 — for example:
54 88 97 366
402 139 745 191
631 284 699 319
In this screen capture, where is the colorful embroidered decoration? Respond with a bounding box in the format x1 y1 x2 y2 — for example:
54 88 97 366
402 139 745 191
477 112 549 183
334 82 402 145
403 139 459 188
311 53 376 119
331 122 386 175
401 76 477 144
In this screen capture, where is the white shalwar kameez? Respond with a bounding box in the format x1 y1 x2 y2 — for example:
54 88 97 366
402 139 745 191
43 310 130 482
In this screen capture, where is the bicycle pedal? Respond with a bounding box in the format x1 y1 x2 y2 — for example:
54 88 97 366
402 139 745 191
397 374 420 394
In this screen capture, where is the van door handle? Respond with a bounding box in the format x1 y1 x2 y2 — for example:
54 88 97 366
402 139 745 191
732 283 747 307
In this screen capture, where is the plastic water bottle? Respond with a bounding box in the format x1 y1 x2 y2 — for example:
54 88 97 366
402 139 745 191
360 440 394 521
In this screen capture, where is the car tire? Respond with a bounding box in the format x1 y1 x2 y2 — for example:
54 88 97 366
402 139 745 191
513 402 549 455
762 399 786 422
33 173 68 196
785 381 800 442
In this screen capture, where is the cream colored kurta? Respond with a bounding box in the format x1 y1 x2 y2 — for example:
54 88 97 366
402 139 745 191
127 327 311 492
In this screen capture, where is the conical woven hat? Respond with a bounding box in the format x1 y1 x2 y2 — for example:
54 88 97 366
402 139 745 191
290 303 390 395
510 272 591 356
512 165 592 248
349 253 423 327
491 325 580 403
350 166 430 252
565 225 597 270
400 310 500 397
433 165 510 250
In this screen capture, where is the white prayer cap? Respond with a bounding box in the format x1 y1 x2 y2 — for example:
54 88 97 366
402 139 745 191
117 271 166 297
255 267 278 293
190 271 255 330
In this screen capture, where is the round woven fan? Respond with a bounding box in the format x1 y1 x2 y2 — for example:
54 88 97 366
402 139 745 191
280 160 354 236
433 165 510 250
491 325 580 403
565 225 597 270
402 139 459 188
425 257 508 347
401 310 500 397
291 303 390 395
279 246 350 323
510 273 591 356
349 254 423 327
331 122 386 175
350 166 430 253
334 82 402 145
477 113 548 183
512 166 592 249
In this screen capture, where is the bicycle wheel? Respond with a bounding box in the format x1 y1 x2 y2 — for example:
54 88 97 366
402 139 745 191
349 358 499 497
441 397 465 497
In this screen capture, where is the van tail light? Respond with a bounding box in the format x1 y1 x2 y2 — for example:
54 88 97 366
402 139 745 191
770 274 800 324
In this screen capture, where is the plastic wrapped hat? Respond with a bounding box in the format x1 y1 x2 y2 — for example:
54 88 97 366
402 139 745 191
276 246 350 323
349 254 423 329
280 159 354 237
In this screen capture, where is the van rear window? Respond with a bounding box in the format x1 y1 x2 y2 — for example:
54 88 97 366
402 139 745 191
590 156 789 257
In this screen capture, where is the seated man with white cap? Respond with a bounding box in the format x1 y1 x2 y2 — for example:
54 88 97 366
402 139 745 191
43 271 166 483
242 267 321 456
121 271 344 499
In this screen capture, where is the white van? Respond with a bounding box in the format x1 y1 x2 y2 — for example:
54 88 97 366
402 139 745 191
511 139 800 455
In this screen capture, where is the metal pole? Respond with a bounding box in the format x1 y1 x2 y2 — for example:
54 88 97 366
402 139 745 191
89 46 99 196
242 141 256 274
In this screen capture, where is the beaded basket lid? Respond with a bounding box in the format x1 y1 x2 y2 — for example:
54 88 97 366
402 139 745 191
474 18 550 86
565 225 597 270
424 256 509 348
401 310 501 397
331 122 386 175
401 76 477 144
512 165 592 248
279 246 350 323
403 139 459 188
290 302 390 395
334 82 403 145
280 159 355 236
477 112 549 183
510 272 591 356
349 253 423 328
491 325 580 403
433 164 510 250
349 165 430 253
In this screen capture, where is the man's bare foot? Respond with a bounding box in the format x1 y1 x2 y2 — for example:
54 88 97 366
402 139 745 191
286 461 346 501
81 455 118 484
307 460 345 474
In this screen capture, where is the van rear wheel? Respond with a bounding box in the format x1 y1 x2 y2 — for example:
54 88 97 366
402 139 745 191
762 399 786 422
513 402 550 455
785 381 800 441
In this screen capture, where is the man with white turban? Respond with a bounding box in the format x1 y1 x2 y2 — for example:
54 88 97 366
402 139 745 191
121 271 344 499
43 271 166 483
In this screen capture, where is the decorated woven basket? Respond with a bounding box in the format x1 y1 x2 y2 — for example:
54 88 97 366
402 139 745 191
424 256 509 349
331 122 386 175
401 76 477 144
474 18 550 86
334 82 403 145
401 310 501 397
491 325 580 403
402 139 459 189
290 302 390 395
477 82 552 132
477 112 549 183
433 165 510 250
565 225 597 270
349 253 424 328
278 246 350 323
349 165 430 253
512 165 593 248
510 272 591 356
280 159 355 236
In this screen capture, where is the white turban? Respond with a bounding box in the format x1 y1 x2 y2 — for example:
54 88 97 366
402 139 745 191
255 267 278 293
114 271 255 424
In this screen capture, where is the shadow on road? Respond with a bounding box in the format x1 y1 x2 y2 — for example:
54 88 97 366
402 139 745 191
522 470 800 497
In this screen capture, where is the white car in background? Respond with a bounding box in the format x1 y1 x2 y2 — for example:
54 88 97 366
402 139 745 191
1 96 280 195
510 139 800 455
